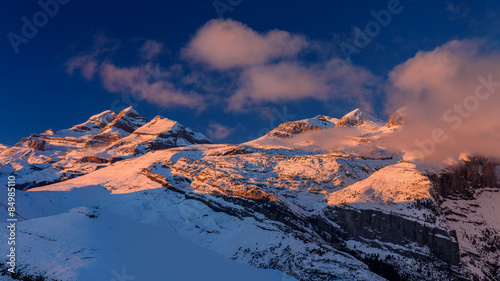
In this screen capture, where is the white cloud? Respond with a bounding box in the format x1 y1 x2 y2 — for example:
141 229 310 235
183 19 307 69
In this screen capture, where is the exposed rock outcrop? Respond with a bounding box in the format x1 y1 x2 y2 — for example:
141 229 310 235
386 110 406 127
429 157 499 200
265 115 337 138
25 139 47 150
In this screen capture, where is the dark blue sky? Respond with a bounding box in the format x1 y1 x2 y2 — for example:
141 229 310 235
1 0 498 145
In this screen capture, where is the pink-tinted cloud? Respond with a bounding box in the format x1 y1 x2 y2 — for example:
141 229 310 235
206 122 234 140
99 62 206 109
66 34 120 80
183 19 307 69
66 54 99 80
66 34 207 110
381 39 500 162
67 21 381 113
228 58 379 111
140 40 163 60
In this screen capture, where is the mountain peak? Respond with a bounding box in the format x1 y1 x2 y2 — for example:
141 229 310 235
108 114 211 154
336 109 368 126
42 129 56 135
133 116 180 135
265 115 338 138
99 107 148 138
336 108 384 127
70 110 116 133
118 106 139 117
345 108 363 116
386 107 407 127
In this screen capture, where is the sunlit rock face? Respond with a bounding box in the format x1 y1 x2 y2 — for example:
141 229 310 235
386 109 407 127
266 115 338 138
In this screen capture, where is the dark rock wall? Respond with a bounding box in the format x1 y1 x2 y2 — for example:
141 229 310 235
429 157 498 200
326 207 460 265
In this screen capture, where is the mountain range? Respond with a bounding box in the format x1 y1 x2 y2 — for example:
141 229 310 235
0 107 499 280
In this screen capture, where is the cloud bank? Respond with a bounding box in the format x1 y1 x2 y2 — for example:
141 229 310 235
99 62 206 109
228 59 378 111
68 21 379 113
183 19 378 111
66 38 206 109
381 39 500 161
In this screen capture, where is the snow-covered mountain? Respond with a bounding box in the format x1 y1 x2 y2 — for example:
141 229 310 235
1 108 499 280
0 106 211 190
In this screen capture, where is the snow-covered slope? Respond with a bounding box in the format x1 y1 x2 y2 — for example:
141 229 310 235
25 144 460 280
0 205 293 281
0 108 498 280
327 162 431 206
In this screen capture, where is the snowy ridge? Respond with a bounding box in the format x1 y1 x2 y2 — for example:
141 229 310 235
0 107 212 190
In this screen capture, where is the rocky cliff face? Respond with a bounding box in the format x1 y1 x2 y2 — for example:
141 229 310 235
429 157 499 200
327 206 460 265
428 157 500 280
